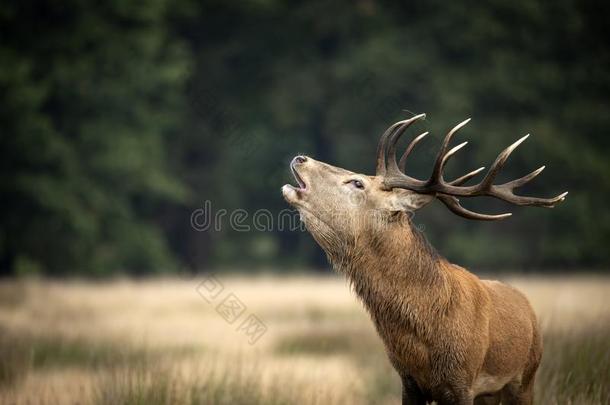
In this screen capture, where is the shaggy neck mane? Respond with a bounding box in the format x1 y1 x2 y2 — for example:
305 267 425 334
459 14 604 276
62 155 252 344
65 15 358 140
330 212 453 337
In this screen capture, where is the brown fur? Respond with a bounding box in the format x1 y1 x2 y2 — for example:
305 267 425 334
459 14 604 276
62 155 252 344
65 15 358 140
282 157 542 405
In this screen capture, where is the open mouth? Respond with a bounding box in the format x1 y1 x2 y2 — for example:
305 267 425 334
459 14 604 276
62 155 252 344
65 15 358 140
290 161 307 190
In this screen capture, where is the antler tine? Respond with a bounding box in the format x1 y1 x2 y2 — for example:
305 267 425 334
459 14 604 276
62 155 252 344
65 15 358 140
376 114 426 175
428 118 471 185
449 166 485 186
398 132 428 172
386 114 427 175
437 194 512 221
491 188 569 207
437 189 567 220
376 119 411 175
501 166 545 189
479 134 529 189
442 141 468 168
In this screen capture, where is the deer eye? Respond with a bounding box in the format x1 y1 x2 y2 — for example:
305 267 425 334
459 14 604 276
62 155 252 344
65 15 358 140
347 179 365 189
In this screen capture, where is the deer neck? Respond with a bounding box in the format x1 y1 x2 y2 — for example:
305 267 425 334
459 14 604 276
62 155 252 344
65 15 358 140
331 213 452 330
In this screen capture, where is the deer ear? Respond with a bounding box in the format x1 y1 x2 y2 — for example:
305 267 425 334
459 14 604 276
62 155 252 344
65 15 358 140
387 189 434 212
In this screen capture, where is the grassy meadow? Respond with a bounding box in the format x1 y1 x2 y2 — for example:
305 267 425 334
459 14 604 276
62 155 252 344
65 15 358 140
0 274 608 404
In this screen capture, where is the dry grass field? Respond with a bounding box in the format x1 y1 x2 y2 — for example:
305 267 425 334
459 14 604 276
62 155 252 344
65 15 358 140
0 274 608 404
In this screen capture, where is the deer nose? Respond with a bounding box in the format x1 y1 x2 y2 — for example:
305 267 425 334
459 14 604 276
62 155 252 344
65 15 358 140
293 155 307 165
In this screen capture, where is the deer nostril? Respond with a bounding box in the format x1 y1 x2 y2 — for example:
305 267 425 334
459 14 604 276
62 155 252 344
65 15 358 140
294 156 307 164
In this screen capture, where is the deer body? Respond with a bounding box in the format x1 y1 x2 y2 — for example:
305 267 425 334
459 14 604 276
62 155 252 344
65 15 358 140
282 115 564 404
340 217 541 404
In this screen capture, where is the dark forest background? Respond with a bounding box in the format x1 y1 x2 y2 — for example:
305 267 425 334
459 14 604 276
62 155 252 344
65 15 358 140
1 0 609 276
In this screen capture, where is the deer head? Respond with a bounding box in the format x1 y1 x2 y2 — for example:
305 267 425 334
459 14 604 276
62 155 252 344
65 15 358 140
282 114 567 255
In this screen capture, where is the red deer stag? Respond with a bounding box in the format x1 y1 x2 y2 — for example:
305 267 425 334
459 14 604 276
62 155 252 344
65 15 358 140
282 114 567 405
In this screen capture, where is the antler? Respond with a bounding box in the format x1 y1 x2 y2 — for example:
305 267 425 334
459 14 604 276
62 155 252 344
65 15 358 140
376 114 568 220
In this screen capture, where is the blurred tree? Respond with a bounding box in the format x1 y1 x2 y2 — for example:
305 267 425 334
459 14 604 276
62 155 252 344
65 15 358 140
170 0 610 271
1 0 609 275
0 0 188 275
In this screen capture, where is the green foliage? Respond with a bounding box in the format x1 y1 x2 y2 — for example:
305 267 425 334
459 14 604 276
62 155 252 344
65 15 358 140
0 0 188 274
1 0 609 274
172 0 610 270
